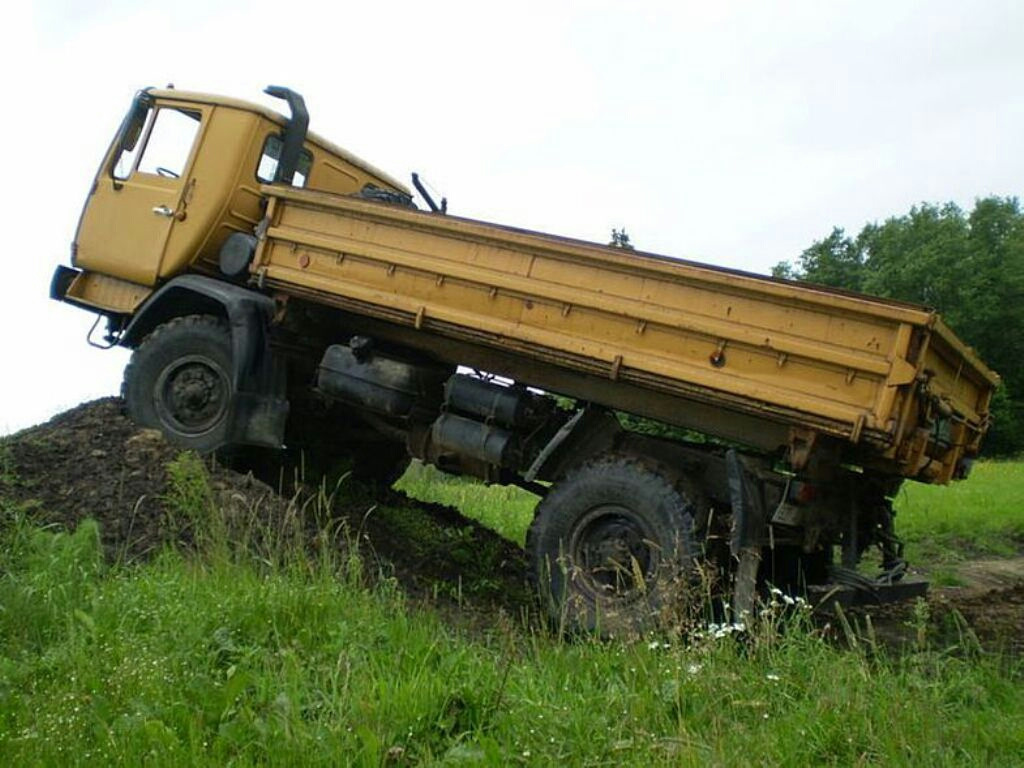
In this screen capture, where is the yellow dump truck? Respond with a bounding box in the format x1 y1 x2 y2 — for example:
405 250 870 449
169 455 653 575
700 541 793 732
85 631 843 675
52 86 1000 631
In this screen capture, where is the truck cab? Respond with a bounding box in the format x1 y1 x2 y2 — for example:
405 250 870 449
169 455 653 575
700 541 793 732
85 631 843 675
57 86 409 320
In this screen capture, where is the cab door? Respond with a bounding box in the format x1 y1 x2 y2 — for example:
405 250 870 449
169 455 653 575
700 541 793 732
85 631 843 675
74 99 204 287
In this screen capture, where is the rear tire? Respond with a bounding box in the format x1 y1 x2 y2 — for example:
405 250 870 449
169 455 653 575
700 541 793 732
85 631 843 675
527 454 699 637
122 315 233 454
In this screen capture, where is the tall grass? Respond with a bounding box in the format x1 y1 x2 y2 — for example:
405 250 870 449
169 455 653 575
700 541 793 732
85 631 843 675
1 456 1023 765
2 513 1022 765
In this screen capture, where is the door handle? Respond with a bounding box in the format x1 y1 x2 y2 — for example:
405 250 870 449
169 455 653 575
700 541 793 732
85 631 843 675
152 205 174 217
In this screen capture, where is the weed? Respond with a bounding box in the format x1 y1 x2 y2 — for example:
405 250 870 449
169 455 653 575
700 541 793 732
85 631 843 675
163 451 222 550
910 597 931 652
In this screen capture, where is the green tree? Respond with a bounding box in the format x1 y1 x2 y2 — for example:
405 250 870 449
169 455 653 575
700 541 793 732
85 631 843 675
775 197 1024 456
772 226 867 291
609 228 635 249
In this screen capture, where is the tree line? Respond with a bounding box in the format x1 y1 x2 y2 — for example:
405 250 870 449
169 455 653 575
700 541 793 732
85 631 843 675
773 197 1023 456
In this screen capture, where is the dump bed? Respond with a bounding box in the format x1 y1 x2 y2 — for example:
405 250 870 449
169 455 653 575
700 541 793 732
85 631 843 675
252 186 999 483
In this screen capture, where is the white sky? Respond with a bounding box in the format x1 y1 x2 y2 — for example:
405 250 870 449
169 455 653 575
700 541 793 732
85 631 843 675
2 0 1021 434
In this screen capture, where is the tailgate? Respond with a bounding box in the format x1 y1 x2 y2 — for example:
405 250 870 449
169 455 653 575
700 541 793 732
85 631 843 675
892 318 1000 483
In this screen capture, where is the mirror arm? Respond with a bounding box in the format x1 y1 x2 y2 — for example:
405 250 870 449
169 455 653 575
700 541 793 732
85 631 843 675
109 89 154 189
263 86 309 185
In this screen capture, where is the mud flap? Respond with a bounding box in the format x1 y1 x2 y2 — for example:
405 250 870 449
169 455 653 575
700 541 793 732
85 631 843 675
213 284 287 449
727 449 767 621
229 392 290 448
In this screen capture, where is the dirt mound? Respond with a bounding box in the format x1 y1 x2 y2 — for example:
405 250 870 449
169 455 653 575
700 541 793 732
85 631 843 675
1 399 529 615
2 398 264 558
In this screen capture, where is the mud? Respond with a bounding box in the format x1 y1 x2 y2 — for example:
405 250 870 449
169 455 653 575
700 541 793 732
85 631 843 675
0 399 530 620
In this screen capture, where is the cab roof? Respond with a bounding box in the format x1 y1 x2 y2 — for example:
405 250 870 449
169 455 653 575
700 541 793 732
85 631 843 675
147 88 410 194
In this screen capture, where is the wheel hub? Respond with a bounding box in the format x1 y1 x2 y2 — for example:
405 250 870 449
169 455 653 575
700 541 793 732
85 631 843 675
572 505 655 597
155 355 229 435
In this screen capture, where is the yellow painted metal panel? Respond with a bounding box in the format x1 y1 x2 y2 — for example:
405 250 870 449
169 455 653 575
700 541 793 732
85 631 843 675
258 202 901 433
65 272 151 314
266 186 937 325
251 185 998 482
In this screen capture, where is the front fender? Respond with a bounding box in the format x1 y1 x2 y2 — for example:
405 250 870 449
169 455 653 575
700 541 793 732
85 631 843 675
122 275 287 447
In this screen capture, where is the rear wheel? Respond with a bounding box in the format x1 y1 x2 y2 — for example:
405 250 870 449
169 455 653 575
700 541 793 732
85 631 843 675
527 455 700 636
123 315 233 453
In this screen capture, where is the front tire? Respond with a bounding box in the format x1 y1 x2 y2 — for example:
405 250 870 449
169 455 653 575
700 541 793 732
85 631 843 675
123 315 234 453
527 455 700 637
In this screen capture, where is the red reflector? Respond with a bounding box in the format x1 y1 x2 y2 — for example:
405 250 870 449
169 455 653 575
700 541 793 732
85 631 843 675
795 482 817 504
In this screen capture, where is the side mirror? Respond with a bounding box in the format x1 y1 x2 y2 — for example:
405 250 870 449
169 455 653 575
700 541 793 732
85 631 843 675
121 93 150 152
110 90 153 186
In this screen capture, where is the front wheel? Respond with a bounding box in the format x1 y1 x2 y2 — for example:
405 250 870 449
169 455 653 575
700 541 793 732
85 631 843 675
527 455 700 637
122 315 234 453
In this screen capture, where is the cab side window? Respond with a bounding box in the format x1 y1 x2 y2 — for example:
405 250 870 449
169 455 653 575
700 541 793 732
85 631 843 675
257 134 313 187
135 108 201 179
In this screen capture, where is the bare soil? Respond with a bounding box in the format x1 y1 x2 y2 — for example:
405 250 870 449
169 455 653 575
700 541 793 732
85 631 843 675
866 560 1024 655
2 399 1020 651
0 399 530 620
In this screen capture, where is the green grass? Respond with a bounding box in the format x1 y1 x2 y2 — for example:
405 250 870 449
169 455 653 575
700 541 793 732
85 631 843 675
1 510 1022 766
2 458 1023 765
396 462 538 546
895 461 1024 565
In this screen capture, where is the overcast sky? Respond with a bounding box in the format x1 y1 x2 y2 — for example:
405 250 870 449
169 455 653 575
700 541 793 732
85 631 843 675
2 0 1021 433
